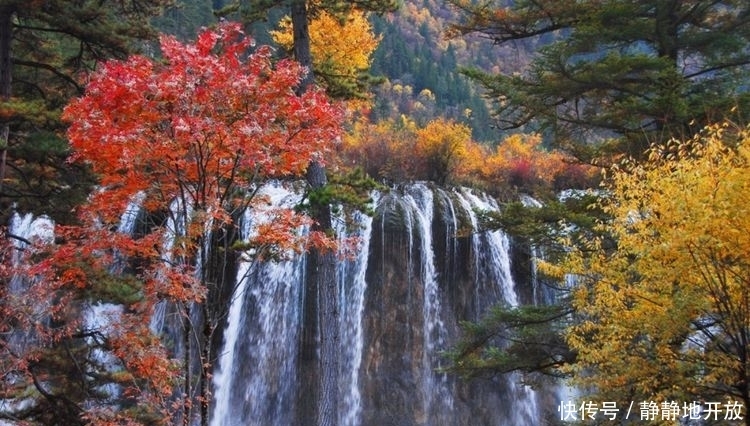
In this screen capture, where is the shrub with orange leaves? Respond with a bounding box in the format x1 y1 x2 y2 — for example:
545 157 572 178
414 119 475 185
485 134 599 195
340 116 420 182
343 116 596 194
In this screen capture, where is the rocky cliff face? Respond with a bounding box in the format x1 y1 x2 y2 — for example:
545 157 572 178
358 184 540 426
211 182 544 426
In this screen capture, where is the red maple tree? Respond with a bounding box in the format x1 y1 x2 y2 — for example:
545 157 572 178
1 21 343 425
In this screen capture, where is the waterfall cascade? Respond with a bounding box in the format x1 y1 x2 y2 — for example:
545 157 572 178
1 183 551 425
0 214 55 422
211 183 545 426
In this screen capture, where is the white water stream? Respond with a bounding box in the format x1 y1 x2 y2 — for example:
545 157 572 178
0 184 546 425
210 184 542 425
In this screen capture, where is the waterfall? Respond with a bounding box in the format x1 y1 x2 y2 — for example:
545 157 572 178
210 183 543 426
211 184 379 426
0 183 548 425
335 195 377 426
453 188 540 425
455 188 518 307
402 184 454 421
6 213 54 346
0 213 54 421
210 183 306 426
8 212 54 273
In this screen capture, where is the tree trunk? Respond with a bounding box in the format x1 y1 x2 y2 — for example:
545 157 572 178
291 2 339 424
305 157 338 426
291 8 321 418
200 303 210 426
182 303 193 426
316 249 339 426
0 6 14 199
291 0 314 94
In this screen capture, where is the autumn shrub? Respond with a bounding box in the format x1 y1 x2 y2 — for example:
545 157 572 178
551 160 600 191
451 137 490 189
341 116 419 182
414 119 474 185
481 134 599 196
343 116 599 196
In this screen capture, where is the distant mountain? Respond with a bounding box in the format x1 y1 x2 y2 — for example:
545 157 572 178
153 0 532 142
369 0 534 142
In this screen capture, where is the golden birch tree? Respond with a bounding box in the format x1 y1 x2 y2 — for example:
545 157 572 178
271 7 381 99
555 121 750 422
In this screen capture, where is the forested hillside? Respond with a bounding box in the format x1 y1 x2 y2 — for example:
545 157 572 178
361 0 538 142
368 1 499 141
154 0 522 142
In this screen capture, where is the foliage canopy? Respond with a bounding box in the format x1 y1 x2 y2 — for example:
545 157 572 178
448 0 750 160
1 22 343 425
554 121 750 416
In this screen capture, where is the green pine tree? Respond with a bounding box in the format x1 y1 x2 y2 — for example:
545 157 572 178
449 0 750 161
0 0 172 224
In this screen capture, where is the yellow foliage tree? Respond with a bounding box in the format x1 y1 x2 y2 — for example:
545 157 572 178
271 7 381 99
340 115 418 182
558 122 750 419
415 119 474 185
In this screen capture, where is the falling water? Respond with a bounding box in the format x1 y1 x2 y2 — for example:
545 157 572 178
1 182 552 425
402 184 455 421
149 197 191 336
210 183 306 426
455 188 519 307
453 188 541 424
82 302 124 407
6 213 54 343
0 213 54 420
8 212 54 284
207 183 547 425
335 194 377 426
0 181 554 425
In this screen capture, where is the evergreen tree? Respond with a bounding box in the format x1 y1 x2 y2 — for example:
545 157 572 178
0 0 172 224
448 0 750 160
152 0 216 41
